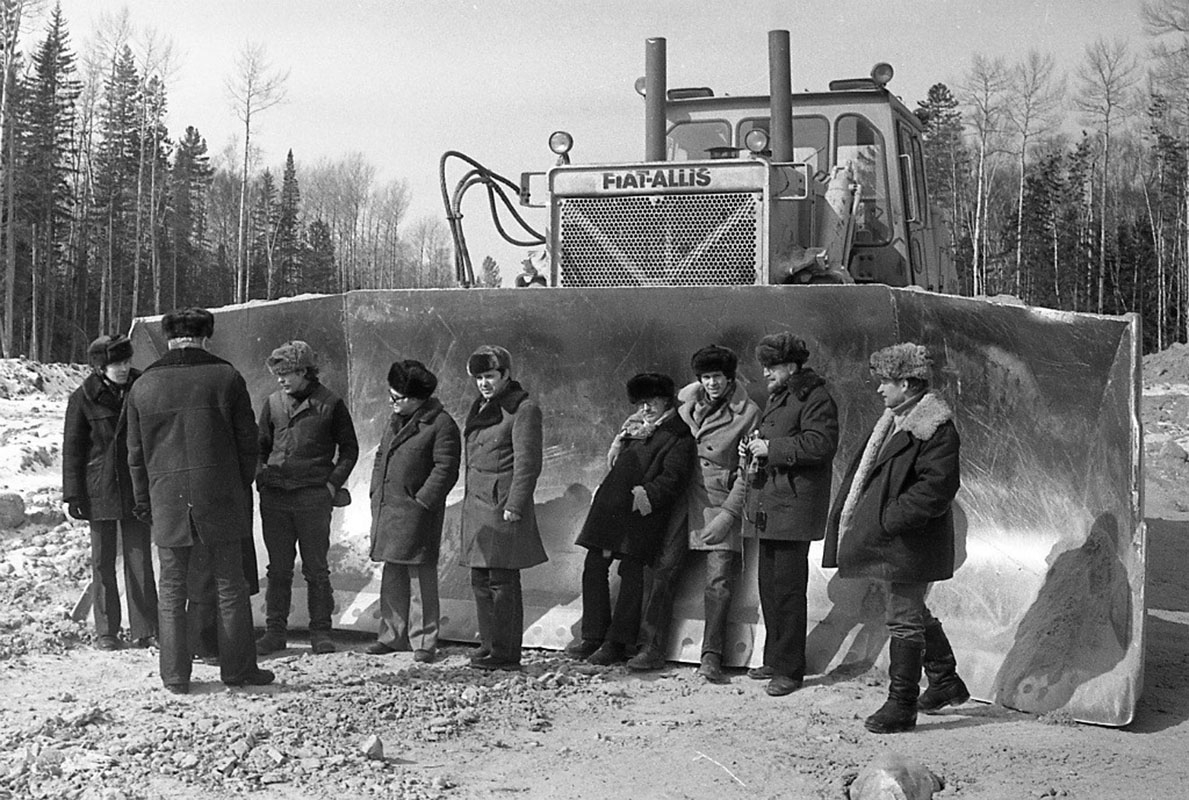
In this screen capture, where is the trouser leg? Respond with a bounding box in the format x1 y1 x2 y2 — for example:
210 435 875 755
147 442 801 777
487 568 523 662
471 568 495 653
90 520 120 637
409 561 440 653
606 557 645 647
260 506 297 633
378 562 412 649
193 534 259 684
156 545 191 687
120 519 158 639
701 549 739 657
580 548 613 642
885 581 929 646
295 503 334 632
187 553 218 657
757 539 810 680
638 520 689 653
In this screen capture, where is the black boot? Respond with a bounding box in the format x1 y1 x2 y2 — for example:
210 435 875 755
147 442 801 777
864 638 923 734
918 621 970 713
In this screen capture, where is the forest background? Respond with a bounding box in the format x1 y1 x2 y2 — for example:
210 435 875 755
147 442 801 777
3 0 1189 362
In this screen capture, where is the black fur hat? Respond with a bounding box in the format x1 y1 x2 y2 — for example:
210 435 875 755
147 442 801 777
467 345 512 376
162 307 214 339
87 334 133 370
690 345 738 379
626 372 676 405
755 332 809 368
387 359 438 400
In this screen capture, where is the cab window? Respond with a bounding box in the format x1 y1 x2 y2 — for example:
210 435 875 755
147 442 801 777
836 114 891 244
738 116 829 173
666 120 731 161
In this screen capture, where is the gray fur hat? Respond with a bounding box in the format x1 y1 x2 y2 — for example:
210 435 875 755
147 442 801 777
755 332 809 368
467 345 512 376
869 342 933 381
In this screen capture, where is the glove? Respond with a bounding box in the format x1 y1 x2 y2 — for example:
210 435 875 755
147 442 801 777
66 500 89 520
630 486 653 517
701 511 735 545
133 504 153 525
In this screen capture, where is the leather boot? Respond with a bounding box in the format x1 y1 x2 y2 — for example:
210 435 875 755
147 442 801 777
918 621 971 713
697 652 727 684
864 638 923 734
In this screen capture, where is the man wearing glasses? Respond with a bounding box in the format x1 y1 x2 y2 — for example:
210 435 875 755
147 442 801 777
254 340 359 656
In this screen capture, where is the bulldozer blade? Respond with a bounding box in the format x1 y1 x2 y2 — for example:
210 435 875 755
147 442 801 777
130 285 1143 726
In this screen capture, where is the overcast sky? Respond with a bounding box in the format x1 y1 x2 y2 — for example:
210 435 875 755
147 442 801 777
47 0 1150 277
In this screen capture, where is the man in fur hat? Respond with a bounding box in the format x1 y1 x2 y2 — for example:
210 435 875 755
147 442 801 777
63 334 158 651
823 342 968 733
738 332 838 696
125 307 271 692
255 340 359 656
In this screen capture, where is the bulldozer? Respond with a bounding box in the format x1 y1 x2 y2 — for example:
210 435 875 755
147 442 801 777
129 31 1143 727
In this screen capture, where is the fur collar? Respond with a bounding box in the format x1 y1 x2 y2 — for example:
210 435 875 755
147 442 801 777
678 379 750 429
464 380 529 435
776 367 825 401
144 347 231 371
836 392 952 543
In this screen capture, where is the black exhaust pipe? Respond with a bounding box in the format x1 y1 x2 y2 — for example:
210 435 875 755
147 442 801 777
645 37 667 162
768 30 793 162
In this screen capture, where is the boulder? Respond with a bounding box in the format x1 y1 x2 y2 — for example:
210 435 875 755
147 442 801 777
0 492 26 529
849 753 942 800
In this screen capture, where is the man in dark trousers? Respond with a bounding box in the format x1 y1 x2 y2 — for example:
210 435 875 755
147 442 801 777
823 342 968 733
739 333 838 697
125 307 272 693
254 341 358 656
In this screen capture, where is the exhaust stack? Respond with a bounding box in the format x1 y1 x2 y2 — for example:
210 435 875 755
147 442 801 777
645 37 667 162
768 30 794 162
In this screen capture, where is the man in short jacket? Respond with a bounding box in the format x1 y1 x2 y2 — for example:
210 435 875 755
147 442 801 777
254 341 359 655
823 342 969 733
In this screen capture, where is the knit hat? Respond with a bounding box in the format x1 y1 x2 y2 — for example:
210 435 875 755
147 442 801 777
87 334 133 370
626 372 676 405
387 359 438 400
690 344 738 379
266 341 318 375
755 332 809 368
162 307 214 339
869 342 933 381
467 345 512 376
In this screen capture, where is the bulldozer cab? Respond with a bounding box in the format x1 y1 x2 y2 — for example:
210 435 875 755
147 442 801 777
540 54 956 292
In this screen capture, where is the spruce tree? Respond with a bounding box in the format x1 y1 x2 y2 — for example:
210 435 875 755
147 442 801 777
276 149 301 295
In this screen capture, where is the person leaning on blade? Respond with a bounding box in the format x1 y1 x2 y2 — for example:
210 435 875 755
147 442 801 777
366 359 460 663
460 345 547 671
627 346 759 683
823 342 969 734
569 372 695 666
737 332 838 697
62 334 158 651
254 340 359 656
124 307 272 694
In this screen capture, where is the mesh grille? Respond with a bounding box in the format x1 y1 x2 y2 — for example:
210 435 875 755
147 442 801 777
557 192 761 287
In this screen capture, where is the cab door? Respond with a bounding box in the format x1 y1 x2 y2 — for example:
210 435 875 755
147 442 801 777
895 120 929 288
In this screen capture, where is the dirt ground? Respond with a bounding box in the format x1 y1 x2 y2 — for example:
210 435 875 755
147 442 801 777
1 355 1188 800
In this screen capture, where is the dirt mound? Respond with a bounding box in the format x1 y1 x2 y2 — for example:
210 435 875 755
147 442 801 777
0 359 88 400
1144 342 1189 384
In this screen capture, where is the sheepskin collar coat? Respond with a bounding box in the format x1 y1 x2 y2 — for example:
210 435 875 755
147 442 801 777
822 391 961 583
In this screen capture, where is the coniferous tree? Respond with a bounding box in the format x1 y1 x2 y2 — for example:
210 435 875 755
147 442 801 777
302 218 336 293
250 167 276 299
168 125 212 308
276 149 301 296
480 255 501 287
915 82 971 292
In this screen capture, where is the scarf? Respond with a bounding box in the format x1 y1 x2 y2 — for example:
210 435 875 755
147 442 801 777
606 407 676 469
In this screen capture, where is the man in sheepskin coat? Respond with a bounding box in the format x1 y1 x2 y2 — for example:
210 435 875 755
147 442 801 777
739 333 839 697
822 342 969 733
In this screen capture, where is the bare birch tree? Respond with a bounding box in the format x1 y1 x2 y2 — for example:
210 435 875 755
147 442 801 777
225 41 286 303
959 53 1010 296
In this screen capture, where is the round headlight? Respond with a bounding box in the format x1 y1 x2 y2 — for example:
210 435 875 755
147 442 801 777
549 131 574 155
744 128 770 154
870 63 894 87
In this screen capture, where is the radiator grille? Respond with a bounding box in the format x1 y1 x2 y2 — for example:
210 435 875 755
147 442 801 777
557 192 761 287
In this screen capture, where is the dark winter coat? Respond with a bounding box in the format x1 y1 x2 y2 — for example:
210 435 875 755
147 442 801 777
459 381 547 570
576 412 695 563
822 392 960 583
62 370 142 520
730 368 838 541
369 397 461 564
256 381 359 504
672 380 760 553
125 348 259 548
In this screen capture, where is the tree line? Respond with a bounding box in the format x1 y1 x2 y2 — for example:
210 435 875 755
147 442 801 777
5 2 1189 362
0 3 455 363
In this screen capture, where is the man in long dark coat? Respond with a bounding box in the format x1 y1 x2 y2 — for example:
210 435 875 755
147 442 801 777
823 342 968 733
737 333 838 697
125 307 272 693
